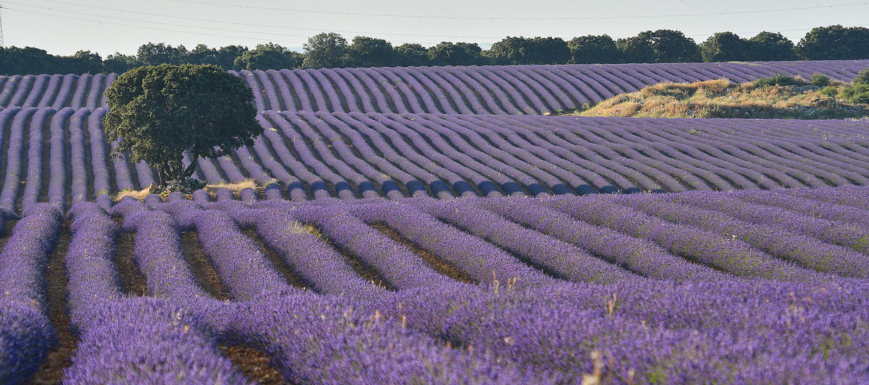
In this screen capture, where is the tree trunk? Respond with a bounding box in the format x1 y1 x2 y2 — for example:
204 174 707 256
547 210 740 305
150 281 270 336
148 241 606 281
183 154 199 178
157 166 168 187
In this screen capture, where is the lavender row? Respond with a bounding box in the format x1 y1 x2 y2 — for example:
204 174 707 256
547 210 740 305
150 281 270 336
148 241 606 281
0 204 61 384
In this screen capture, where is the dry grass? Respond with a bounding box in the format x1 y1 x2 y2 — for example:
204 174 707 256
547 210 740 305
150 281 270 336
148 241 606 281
113 184 157 201
204 179 258 194
571 79 868 120
113 179 265 201
288 221 323 237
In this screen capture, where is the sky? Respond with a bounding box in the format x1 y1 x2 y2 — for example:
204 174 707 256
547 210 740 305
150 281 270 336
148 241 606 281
1 0 867 57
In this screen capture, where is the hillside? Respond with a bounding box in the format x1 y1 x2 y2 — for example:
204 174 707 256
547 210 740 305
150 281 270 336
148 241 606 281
574 78 869 119
1 60 867 114
1 107 868 215
2 59 869 384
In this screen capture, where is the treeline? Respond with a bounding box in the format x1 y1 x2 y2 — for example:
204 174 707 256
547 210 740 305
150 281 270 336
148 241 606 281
1 25 868 75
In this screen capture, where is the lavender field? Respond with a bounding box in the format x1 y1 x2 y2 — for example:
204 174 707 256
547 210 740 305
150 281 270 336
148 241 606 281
1 60 868 384
3 186 869 383
1 60 868 114
0 108 867 213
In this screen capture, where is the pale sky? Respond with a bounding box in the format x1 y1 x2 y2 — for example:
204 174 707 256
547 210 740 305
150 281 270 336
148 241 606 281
1 0 867 57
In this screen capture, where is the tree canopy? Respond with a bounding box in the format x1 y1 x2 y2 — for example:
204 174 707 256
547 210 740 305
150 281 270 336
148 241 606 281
568 35 620 64
302 33 349 69
428 42 485 66
701 32 746 62
103 64 262 185
234 43 303 71
798 25 869 60
747 32 798 61
345 37 396 68
621 30 701 63
394 44 430 67
487 36 570 65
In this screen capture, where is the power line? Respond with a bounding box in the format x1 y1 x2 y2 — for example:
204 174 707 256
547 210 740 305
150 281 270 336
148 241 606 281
1 7 308 45
22 0 507 39
4 2 311 38
168 0 869 21
2 3 457 46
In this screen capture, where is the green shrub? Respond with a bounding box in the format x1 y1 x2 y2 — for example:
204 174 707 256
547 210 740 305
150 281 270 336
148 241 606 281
820 86 839 97
810 74 831 87
753 73 801 88
841 84 869 104
853 68 869 85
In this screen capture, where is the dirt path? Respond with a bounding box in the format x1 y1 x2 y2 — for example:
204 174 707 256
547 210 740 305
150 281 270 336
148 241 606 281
26 222 75 384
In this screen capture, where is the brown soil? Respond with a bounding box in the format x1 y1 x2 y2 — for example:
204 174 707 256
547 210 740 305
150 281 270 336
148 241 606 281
26 222 75 384
0 220 19 250
113 220 148 296
220 345 288 385
242 230 308 290
369 223 476 284
180 231 230 301
315 229 394 290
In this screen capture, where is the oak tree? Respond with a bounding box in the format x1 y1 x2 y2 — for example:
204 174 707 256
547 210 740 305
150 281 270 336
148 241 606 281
103 64 262 186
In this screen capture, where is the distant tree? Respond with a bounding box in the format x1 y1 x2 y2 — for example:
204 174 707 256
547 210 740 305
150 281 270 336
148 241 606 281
568 35 621 64
302 32 348 69
186 44 220 66
529 37 571 64
136 43 187 66
616 37 656 63
216 45 249 70
346 36 396 68
619 30 700 63
64 50 103 74
746 32 797 61
103 64 262 186
428 42 485 66
487 36 570 65
798 25 869 60
103 52 142 74
701 32 746 62
394 43 429 66
234 43 301 70
486 36 528 65
0 46 56 74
